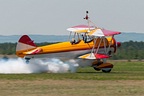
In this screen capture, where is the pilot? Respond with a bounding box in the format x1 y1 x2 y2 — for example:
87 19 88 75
71 38 76 44
82 34 87 42
71 38 81 44
82 34 93 43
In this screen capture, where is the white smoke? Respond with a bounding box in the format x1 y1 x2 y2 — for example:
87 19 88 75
0 58 79 74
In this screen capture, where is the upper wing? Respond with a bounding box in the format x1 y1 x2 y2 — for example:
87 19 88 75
67 25 95 33
88 28 121 37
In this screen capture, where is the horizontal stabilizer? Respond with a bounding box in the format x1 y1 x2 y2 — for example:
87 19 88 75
23 48 42 55
79 53 109 59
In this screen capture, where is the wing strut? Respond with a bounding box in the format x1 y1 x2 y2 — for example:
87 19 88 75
106 36 113 54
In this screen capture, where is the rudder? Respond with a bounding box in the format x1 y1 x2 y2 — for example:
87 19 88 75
16 35 37 57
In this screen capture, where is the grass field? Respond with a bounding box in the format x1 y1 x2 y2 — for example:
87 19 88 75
0 61 144 96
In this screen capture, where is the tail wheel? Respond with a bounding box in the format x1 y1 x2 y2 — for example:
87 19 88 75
24 57 32 64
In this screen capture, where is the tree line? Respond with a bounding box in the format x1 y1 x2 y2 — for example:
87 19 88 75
111 41 144 61
0 41 144 60
0 42 52 55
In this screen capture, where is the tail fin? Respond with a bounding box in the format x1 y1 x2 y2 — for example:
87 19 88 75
16 35 37 57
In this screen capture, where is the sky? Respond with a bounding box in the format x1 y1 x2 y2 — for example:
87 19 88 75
0 0 144 35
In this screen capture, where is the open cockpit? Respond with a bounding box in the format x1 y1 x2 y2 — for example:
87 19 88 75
69 31 94 44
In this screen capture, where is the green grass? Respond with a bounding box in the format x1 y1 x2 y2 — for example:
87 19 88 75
0 61 144 96
0 61 144 80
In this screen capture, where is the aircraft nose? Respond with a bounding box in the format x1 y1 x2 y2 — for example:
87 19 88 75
117 42 121 47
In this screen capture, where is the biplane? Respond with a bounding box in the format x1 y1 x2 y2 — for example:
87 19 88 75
16 11 121 73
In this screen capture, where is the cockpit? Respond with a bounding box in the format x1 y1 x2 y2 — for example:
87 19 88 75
69 32 81 44
69 31 94 45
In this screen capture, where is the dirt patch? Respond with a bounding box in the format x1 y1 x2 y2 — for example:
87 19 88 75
0 80 144 96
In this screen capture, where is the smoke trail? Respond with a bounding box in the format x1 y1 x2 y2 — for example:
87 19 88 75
0 58 79 74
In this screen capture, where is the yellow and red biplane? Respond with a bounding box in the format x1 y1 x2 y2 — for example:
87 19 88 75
16 12 121 73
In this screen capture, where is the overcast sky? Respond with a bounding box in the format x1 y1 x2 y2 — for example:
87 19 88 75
0 0 144 35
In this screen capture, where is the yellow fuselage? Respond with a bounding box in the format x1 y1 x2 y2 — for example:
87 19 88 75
17 37 115 58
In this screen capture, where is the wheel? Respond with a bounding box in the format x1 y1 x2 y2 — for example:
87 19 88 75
24 57 31 64
102 68 112 73
93 67 101 71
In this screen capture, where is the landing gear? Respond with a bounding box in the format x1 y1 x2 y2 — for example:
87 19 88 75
24 57 31 64
92 60 103 71
92 60 113 73
93 66 112 73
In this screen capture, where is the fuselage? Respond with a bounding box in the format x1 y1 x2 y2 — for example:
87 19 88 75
20 37 117 67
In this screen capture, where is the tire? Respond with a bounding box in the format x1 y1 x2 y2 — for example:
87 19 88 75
102 69 112 73
93 67 101 71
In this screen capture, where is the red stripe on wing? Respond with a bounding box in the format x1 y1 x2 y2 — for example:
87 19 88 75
95 54 109 59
